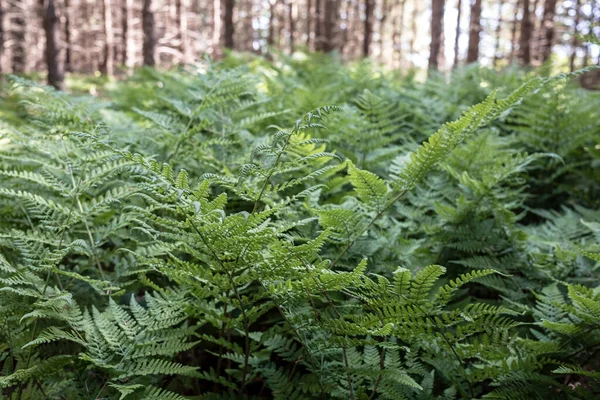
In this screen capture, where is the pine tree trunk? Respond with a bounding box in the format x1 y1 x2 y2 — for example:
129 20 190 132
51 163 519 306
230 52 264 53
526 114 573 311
379 0 388 60
466 0 482 63
429 0 445 70
569 0 580 72
0 1 4 74
509 0 521 62
538 0 556 63
306 0 312 48
493 0 504 66
315 0 322 51
101 0 114 76
142 0 156 66
43 0 64 89
121 0 133 67
11 3 26 73
453 0 462 67
289 0 297 53
223 0 235 49
213 0 222 57
323 0 338 52
393 0 407 67
64 0 72 72
176 0 189 63
363 0 374 57
518 0 532 65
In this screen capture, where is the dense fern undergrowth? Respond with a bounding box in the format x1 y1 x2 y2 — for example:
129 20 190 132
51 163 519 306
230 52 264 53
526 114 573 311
1 53 599 399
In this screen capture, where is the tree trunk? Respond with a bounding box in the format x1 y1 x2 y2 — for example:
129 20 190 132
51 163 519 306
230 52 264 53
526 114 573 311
176 0 189 63
43 0 64 89
493 0 504 66
63 0 72 72
379 0 388 60
315 0 322 51
429 0 445 69
466 0 482 63
569 0 580 72
289 0 297 53
121 0 133 67
142 0 156 66
101 0 114 76
323 0 338 52
509 0 521 62
538 0 556 63
268 0 276 47
409 1 419 63
11 3 26 73
213 0 222 57
306 0 312 47
363 0 374 57
518 0 532 65
223 0 235 49
453 0 462 67
0 1 4 74
392 0 407 67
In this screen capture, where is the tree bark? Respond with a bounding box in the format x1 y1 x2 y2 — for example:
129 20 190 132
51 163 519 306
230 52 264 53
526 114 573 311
213 0 222 57
429 0 445 69
409 1 419 63
306 0 312 48
392 0 407 67
323 0 338 52
142 0 156 66
315 0 323 51
43 0 64 89
0 1 4 74
493 0 504 66
101 0 114 76
289 0 297 53
569 0 581 72
176 0 189 63
63 0 72 72
453 0 462 67
223 0 235 49
509 0 521 62
11 3 26 73
268 0 276 46
363 0 374 57
121 0 133 67
518 0 532 65
538 0 557 63
466 0 482 63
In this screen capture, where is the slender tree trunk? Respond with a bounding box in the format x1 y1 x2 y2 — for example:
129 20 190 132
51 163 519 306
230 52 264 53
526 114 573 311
121 0 133 67
379 0 388 60
538 0 556 62
0 1 4 74
11 3 26 73
224 0 235 49
101 0 114 76
509 0 522 62
453 0 462 67
493 0 504 66
409 1 419 64
363 0 374 57
268 0 276 46
142 0 156 66
213 0 222 57
306 0 312 48
429 0 445 69
315 0 323 51
176 0 189 63
518 0 532 65
323 0 338 52
63 0 72 72
466 0 482 63
569 0 580 72
289 0 297 53
42 0 64 89
393 0 407 67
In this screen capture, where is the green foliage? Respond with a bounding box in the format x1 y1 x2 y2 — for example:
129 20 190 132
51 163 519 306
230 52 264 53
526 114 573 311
1 56 599 399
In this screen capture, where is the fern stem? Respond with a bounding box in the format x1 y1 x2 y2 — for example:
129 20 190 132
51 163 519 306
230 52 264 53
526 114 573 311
187 216 252 393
